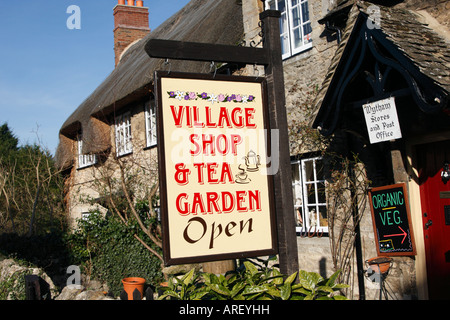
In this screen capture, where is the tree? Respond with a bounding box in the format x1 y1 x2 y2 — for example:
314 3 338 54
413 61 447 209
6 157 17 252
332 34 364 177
0 123 19 231
0 124 66 235
78 133 164 270
0 123 19 156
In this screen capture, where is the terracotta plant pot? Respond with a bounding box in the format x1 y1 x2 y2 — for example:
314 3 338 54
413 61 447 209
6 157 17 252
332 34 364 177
122 277 146 300
367 257 392 274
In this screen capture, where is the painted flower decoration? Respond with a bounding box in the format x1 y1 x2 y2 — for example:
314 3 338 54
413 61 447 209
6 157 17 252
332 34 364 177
188 92 196 100
167 90 256 103
175 90 185 100
208 94 218 104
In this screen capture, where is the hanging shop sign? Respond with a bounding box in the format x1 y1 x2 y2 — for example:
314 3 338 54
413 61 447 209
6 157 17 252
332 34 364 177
155 71 277 265
362 97 402 144
368 183 416 256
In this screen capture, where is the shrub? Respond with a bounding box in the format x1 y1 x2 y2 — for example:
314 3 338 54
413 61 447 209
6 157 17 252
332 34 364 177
66 210 164 296
158 259 348 300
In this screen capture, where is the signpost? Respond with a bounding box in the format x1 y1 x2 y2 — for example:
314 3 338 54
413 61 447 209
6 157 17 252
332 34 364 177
368 183 416 256
146 10 299 274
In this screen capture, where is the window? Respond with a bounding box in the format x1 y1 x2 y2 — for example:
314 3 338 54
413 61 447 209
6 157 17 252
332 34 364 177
115 112 132 156
145 101 157 148
291 157 328 233
77 135 97 168
266 0 313 59
81 212 91 220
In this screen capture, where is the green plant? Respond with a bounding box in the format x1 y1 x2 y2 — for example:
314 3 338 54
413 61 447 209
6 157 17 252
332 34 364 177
157 260 348 300
158 268 209 300
0 269 30 300
294 269 348 300
66 209 164 296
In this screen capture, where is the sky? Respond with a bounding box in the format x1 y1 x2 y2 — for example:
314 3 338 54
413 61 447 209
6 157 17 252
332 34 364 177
0 0 190 155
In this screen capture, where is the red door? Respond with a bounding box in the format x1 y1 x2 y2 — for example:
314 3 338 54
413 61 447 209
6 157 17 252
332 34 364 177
417 139 450 299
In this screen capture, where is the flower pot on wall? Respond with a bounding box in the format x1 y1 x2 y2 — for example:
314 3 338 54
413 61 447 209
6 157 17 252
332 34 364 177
122 277 146 300
367 257 392 274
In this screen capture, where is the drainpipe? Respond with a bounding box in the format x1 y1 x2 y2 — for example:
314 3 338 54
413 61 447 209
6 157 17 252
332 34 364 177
325 21 342 44
350 166 366 300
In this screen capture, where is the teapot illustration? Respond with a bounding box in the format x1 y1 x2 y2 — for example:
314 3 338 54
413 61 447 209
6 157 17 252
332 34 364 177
245 150 260 172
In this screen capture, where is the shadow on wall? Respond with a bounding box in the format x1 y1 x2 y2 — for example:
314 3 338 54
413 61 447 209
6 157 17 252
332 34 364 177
319 257 327 278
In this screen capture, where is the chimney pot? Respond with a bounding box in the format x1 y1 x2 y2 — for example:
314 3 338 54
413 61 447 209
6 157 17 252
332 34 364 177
113 0 150 66
136 1 144 7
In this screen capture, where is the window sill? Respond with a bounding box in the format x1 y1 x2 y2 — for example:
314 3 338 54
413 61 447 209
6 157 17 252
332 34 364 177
296 226 329 236
77 162 97 170
116 151 133 158
144 143 157 151
282 42 313 61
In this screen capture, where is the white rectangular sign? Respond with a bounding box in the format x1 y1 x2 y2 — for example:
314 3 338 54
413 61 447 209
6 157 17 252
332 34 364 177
362 97 402 144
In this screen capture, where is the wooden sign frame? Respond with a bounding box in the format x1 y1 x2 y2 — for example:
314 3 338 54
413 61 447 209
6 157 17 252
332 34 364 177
368 183 417 256
155 71 278 266
146 10 299 275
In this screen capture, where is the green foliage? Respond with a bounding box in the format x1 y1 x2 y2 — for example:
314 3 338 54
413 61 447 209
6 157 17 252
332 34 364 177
0 232 71 271
157 259 348 300
0 123 66 236
0 268 31 300
0 123 19 157
66 208 164 296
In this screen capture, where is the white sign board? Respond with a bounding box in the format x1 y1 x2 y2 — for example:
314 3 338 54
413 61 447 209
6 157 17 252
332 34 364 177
362 97 402 144
155 71 277 266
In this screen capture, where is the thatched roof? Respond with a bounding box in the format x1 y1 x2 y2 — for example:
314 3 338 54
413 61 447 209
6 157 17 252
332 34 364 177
56 0 244 169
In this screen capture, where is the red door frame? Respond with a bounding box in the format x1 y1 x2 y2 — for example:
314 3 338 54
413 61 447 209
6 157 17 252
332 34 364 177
417 139 450 299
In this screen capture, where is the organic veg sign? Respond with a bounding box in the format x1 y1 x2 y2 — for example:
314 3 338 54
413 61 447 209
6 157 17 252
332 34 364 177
155 72 277 265
368 183 416 256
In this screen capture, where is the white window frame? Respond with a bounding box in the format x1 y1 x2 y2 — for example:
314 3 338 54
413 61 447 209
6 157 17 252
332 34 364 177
145 101 157 148
77 134 97 169
291 156 328 234
115 111 133 157
81 211 91 221
266 0 313 59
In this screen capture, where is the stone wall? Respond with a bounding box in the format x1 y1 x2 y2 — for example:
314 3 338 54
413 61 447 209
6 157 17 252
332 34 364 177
66 101 159 227
242 0 421 300
0 258 58 300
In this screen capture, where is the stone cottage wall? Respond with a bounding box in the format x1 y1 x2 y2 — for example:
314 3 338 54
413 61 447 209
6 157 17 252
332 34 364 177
67 102 158 228
242 0 419 299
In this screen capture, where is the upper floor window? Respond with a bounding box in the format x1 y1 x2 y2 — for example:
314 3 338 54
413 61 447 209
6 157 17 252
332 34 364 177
115 111 133 156
145 101 157 148
266 0 312 59
291 156 328 234
77 135 97 169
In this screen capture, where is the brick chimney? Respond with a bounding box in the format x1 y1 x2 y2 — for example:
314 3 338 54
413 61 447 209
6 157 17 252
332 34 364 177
114 0 150 66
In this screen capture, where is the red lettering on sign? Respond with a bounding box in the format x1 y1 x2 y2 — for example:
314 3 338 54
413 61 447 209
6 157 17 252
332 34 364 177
175 190 262 215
